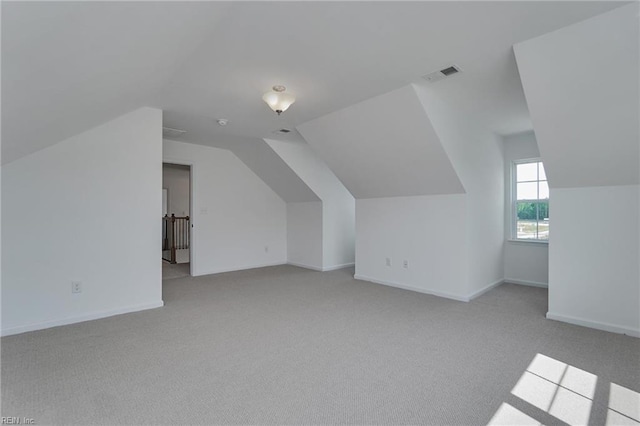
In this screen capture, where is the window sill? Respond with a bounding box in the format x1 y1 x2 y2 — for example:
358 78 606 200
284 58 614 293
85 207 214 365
507 239 549 245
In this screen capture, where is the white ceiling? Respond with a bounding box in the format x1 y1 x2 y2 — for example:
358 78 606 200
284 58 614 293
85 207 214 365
1 2 230 163
231 140 320 203
2 1 626 165
298 85 464 199
514 3 639 188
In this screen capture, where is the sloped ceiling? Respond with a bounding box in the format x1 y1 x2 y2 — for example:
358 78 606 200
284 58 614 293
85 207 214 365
2 1 625 166
411 49 525 190
1 2 230 164
231 141 320 203
161 111 318 203
514 3 639 188
297 85 464 199
265 138 353 202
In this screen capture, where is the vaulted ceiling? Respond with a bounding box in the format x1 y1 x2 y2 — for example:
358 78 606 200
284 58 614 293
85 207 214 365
515 3 639 188
298 85 464 199
2 1 626 166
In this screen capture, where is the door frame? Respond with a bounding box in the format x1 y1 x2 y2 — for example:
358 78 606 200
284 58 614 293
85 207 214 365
162 158 195 277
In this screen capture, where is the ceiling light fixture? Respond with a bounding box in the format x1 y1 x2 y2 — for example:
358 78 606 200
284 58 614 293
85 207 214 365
262 85 295 116
217 118 228 126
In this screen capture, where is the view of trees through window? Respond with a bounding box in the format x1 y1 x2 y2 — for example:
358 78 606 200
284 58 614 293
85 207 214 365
515 161 549 240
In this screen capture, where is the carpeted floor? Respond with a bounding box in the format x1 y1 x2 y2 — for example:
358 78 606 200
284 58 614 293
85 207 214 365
2 265 639 425
162 261 191 280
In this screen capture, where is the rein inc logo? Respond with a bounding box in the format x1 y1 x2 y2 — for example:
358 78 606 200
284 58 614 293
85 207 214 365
1 418 35 425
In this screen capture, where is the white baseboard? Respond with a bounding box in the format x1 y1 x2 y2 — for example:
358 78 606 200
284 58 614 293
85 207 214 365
353 274 470 302
288 262 355 272
1 300 165 337
467 279 505 301
322 262 355 272
287 261 323 271
546 312 640 338
505 278 548 288
353 275 505 302
194 261 286 276
195 261 350 276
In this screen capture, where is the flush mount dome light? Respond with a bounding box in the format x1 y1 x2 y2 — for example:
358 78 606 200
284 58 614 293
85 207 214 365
262 85 295 115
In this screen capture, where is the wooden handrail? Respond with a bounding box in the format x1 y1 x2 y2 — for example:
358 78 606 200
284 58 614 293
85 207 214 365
162 214 190 264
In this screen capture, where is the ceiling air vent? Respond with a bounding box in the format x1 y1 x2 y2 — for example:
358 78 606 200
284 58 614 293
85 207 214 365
162 127 186 138
272 128 292 134
422 64 461 83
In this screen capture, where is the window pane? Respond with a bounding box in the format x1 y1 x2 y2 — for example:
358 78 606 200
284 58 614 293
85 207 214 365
538 162 547 180
538 202 549 240
517 202 537 220
537 202 549 221
517 202 538 239
516 220 538 239
517 162 538 182
517 182 538 200
537 221 549 240
513 161 549 241
539 181 549 199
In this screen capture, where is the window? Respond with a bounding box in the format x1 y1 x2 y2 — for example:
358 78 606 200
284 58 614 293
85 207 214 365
513 159 549 240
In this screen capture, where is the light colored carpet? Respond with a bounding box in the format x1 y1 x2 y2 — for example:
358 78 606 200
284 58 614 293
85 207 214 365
2 265 639 425
162 261 190 280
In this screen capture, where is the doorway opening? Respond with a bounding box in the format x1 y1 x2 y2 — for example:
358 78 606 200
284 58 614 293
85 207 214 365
162 163 191 280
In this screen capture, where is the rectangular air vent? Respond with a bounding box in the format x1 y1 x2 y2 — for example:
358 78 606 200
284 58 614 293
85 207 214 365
162 127 186 138
422 64 462 83
440 66 459 76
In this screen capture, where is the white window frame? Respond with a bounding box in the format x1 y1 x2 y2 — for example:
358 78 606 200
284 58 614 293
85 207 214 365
511 158 549 243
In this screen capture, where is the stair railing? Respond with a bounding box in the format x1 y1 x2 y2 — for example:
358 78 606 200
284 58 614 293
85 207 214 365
162 214 190 264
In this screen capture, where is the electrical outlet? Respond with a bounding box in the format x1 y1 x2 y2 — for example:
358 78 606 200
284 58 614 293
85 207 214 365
71 281 82 294
264 245 269 253
403 260 409 269
385 257 392 267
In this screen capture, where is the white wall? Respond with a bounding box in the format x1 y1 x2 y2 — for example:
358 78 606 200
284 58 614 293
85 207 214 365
462 132 504 296
355 195 470 300
414 83 505 296
548 186 639 336
504 242 548 287
323 196 355 269
289 82 503 299
162 163 190 217
1 12 3 323
515 4 639 336
265 139 355 270
502 131 548 286
2 107 163 336
287 201 323 270
163 140 287 276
